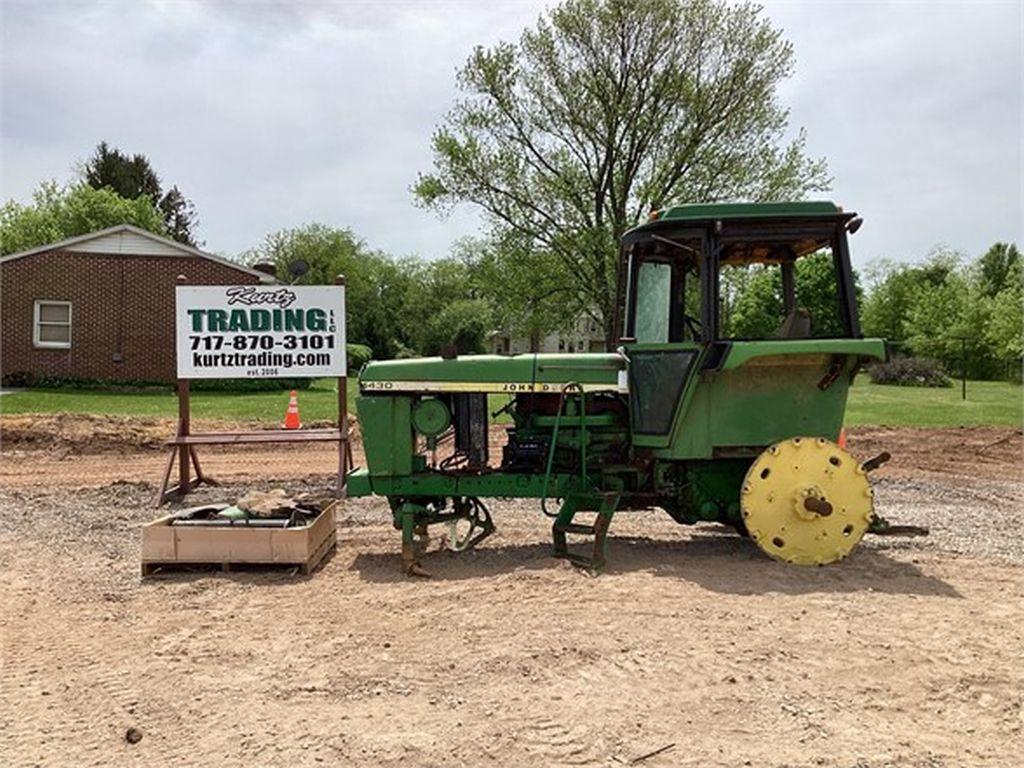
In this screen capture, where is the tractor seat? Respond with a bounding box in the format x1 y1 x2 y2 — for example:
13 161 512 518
775 308 812 339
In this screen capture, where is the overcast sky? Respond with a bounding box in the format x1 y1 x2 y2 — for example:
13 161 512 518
1 0 1021 268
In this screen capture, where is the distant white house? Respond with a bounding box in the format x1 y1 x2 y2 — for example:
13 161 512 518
487 313 606 355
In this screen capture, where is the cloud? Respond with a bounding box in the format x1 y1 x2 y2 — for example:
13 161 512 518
2 0 1020 268
764 0 1022 263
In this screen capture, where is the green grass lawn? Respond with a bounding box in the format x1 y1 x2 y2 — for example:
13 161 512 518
1 376 1020 428
843 376 1021 428
0 378 359 424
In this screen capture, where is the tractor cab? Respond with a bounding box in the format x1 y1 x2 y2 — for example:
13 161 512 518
614 201 870 448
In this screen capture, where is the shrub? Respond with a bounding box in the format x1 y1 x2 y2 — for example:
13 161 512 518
0 373 314 392
0 371 36 388
419 298 491 356
346 343 373 372
1 373 171 391
866 357 952 387
393 341 420 359
191 378 314 392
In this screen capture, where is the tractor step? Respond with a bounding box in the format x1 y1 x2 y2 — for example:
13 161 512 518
550 495 619 572
553 522 596 536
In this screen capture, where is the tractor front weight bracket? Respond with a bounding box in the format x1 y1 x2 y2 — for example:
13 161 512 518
398 502 429 577
395 497 496 577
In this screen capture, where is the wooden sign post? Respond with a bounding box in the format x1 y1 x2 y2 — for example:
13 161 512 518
335 274 349 496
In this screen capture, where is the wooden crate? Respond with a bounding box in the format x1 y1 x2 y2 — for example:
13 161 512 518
141 502 337 577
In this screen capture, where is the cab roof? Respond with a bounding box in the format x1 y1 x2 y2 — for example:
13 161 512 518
623 201 854 244
654 200 844 222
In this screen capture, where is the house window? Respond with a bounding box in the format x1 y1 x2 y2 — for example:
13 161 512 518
33 300 72 349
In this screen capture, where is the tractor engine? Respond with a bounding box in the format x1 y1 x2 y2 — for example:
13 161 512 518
501 392 629 474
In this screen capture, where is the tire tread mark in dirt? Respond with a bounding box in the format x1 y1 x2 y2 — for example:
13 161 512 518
0 606 182 766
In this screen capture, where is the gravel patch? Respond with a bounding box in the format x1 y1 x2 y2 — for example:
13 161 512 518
1 470 1020 569
867 474 1024 565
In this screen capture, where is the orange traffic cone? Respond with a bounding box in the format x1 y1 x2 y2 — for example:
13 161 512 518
837 427 847 449
283 390 302 430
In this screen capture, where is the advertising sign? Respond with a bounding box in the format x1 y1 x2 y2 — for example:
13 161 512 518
175 285 346 379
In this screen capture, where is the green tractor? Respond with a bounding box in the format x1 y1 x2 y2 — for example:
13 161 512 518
347 201 906 575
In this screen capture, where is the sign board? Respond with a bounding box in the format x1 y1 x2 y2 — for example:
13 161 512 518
175 285 346 379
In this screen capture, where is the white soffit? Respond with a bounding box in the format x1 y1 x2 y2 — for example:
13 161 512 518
66 229 185 256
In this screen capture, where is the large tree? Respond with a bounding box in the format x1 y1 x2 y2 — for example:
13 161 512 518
860 251 962 344
248 223 390 353
985 257 1023 372
83 142 200 246
415 0 829 343
0 181 166 255
975 241 1021 299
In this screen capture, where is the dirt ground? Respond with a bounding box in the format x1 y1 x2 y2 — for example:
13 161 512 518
0 416 1021 767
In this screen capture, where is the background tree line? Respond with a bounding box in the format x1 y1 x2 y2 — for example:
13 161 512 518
861 243 1022 380
6 168 1016 381
256 228 1022 382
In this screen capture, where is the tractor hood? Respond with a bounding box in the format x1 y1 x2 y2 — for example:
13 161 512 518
359 353 628 394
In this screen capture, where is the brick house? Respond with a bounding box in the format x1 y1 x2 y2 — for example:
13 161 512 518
0 224 273 384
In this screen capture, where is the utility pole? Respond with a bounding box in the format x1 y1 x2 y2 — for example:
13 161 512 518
956 336 968 400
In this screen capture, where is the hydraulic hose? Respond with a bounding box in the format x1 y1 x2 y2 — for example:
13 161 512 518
540 382 581 518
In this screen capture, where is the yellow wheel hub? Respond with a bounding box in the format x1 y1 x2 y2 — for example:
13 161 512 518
741 437 873 566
